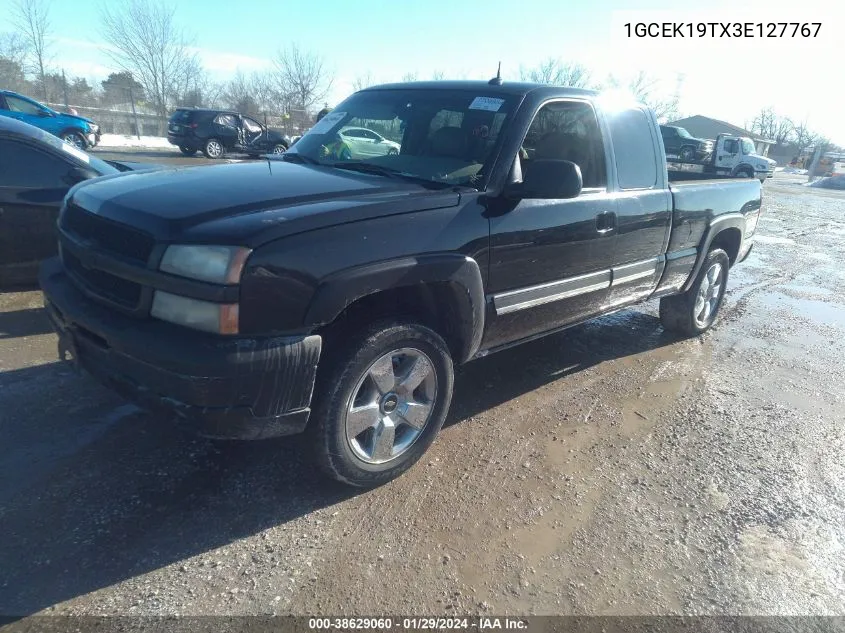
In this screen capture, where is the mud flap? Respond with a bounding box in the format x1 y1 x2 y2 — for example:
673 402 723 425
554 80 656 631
47 303 81 372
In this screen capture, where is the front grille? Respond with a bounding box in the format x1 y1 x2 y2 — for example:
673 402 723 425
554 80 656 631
64 249 142 309
62 203 154 263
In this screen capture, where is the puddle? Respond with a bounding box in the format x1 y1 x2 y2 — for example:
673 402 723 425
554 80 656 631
760 292 845 328
755 235 796 245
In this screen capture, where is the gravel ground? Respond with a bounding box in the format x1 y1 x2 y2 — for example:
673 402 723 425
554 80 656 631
1 170 843 619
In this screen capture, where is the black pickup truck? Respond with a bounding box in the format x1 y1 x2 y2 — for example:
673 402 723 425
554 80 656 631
39 80 762 486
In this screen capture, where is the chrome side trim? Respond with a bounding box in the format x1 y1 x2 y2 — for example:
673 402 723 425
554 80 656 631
492 270 611 315
610 257 660 286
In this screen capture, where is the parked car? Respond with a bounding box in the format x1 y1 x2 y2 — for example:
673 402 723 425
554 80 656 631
659 125 713 162
0 90 100 149
339 126 400 157
166 108 291 159
39 80 762 487
0 117 157 287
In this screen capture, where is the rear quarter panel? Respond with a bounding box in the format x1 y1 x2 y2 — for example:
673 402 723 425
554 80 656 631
655 179 762 294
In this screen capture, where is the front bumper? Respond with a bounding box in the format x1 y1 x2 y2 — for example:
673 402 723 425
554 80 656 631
39 257 322 439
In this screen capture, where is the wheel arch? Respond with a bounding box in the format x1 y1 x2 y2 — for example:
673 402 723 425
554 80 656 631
681 215 745 292
305 254 486 364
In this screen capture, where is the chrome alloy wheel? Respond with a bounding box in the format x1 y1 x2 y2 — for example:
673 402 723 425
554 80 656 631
694 262 724 327
345 347 438 465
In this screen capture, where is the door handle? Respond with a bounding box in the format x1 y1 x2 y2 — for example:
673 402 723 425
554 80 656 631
596 211 616 234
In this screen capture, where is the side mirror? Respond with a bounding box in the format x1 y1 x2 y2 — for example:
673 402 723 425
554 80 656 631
64 166 99 185
505 159 583 200
38 109 53 118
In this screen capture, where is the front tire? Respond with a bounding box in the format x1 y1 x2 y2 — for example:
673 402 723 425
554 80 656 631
271 143 287 155
659 248 730 336
679 145 696 161
311 320 454 487
61 131 86 150
202 138 225 159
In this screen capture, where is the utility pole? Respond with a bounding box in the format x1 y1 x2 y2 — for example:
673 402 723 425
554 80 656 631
807 145 823 183
128 80 141 140
62 69 69 111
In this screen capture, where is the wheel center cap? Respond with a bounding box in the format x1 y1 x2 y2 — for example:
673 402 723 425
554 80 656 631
381 394 399 414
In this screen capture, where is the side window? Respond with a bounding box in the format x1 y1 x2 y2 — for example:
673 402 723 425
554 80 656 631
214 113 237 127
741 139 755 154
521 101 607 189
606 107 659 190
0 140 69 188
242 117 262 132
724 139 739 153
5 95 44 116
342 128 364 138
359 130 379 140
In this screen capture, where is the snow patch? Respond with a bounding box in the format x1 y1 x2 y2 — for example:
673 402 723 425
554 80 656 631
96 134 175 150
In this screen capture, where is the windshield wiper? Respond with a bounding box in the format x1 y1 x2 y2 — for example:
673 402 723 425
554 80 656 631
329 162 449 187
280 152 320 165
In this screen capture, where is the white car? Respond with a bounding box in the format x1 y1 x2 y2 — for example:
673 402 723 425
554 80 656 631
339 126 400 157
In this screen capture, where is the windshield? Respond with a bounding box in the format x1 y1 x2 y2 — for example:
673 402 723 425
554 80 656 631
285 89 518 187
676 127 693 139
31 127 118 175
741 138 755 154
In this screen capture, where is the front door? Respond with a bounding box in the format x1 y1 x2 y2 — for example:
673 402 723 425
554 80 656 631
715 136 741 172
0 139 69 283
483 99 618 350
1 94 60 135
241 116 266 148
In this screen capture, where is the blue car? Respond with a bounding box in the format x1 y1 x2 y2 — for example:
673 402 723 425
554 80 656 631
0 89 100 150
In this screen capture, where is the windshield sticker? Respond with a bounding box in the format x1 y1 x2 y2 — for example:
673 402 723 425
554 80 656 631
309 111 347 135
61 142 90 164
469 97 504 112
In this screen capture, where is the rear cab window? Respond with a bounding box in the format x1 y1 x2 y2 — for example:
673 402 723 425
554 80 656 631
605 107 660 190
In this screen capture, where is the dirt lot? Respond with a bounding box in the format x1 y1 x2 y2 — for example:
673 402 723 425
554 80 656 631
1 171 843 618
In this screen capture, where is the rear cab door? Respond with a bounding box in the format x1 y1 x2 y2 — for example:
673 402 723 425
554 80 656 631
601 104 673 308
212 112 239 147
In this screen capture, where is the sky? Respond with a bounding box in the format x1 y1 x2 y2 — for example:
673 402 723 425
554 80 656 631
3 0 842 144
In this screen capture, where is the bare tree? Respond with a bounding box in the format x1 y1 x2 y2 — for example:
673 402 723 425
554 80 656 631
519 58 592 88
431 70 445 80
13 0 52 100
605 71 681 122
401 71 418 82
790 119 817 154
750 107 792 144
351 71 374 92
100 0 198 129
0 32 30 92
273 44 332 112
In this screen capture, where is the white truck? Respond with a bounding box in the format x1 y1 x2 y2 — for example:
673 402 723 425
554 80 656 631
667 133 776 183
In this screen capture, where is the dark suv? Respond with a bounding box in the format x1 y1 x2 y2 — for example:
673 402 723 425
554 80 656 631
167 108 291 159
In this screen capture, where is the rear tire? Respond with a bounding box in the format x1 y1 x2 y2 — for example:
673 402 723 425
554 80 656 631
179 146 197 156
679 145 696 161
202 138 225 159
311 320 454 487
660 248 730 337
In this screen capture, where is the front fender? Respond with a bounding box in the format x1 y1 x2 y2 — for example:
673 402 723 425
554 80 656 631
305 254 486 363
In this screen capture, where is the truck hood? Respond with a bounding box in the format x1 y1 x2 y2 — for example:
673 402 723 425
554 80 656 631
68 159 462 246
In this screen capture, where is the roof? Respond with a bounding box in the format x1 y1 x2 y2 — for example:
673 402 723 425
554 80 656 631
361 80 599 98
668 115 776 144
173 107 238 114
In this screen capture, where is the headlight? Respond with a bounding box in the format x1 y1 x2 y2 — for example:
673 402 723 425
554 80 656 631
89 123 99 133
151 291 239 334
159 245 251 284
